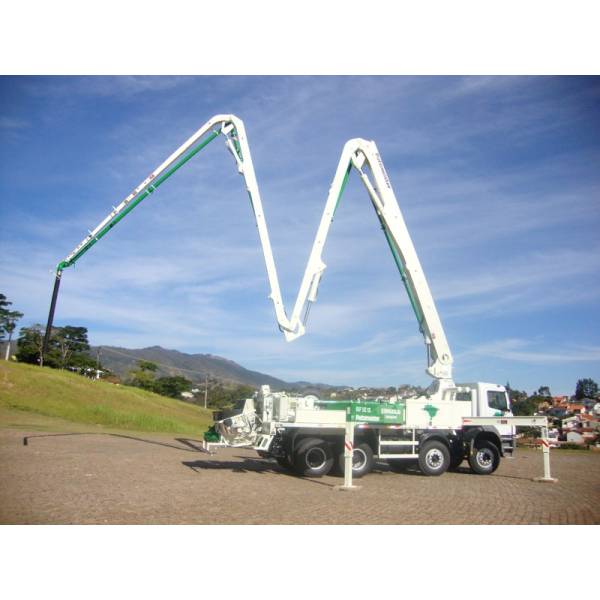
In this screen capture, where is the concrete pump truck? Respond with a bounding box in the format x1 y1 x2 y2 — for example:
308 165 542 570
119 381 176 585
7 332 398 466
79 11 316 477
44 114 549 482
208 126 518 479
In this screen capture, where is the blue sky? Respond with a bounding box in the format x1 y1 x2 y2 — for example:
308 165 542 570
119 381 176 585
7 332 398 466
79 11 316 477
1 76 599 394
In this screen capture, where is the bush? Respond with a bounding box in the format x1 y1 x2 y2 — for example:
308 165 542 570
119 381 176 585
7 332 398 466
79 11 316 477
558 443 589 451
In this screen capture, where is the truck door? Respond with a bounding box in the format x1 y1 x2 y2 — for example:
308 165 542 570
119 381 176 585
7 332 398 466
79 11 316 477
483 386 515 441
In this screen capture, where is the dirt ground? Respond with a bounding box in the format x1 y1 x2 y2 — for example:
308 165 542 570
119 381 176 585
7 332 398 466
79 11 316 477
1 428 598 524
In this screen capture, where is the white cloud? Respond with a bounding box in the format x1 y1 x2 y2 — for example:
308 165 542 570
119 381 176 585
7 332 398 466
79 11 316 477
2 76 599 391
460 338 600 365
0 116 30 129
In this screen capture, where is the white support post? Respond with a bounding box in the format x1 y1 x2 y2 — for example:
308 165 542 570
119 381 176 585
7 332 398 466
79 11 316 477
533 426 558 483
336 417 361 491
462 417 558 483
344 421 354 488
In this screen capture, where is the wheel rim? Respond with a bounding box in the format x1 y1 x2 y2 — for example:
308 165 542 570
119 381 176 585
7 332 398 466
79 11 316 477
306 447 327 470
425 448 444 470
352 448 368 471
476 447 494 469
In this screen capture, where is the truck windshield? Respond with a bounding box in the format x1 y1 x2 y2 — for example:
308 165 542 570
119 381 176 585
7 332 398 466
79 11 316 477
487 391 509 412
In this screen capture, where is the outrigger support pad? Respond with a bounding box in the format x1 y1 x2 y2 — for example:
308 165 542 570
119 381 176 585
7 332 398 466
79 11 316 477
41 270 62 365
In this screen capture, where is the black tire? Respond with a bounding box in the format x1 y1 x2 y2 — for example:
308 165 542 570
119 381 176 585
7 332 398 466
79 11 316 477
448 440 465 471
468 440 500 475
293 438 334 477
275 454 294 471
337 442 374 479
448 451 464 471
418 440 450 476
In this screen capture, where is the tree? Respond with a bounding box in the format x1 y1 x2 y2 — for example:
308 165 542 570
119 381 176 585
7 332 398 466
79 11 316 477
16 324 91 369
126 360 161 391
205 382 254 409
53 326 90 369
575 378 599 400
16 324 51 366
67 350 97 371
0 293 11 339
138 360 158 372
153 375 192 399
506 383 528 404
2 309 24 360
536 386 551 398
511 396 538 416
1 294 24 353
506 383 537 416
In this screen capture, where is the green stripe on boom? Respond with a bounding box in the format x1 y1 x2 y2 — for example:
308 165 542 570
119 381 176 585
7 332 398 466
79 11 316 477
332 162 353 216
57 129 221 271
378 217 425 330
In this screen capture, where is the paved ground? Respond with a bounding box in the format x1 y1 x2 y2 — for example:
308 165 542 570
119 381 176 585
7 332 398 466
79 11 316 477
1 428 598 524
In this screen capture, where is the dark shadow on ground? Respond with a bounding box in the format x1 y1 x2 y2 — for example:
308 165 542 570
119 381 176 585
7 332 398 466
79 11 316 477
22 432 209 453
183 458 280 474
182 458 336 488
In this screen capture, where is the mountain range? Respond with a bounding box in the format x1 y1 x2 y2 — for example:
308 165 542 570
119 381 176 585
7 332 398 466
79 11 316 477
91 345 333 391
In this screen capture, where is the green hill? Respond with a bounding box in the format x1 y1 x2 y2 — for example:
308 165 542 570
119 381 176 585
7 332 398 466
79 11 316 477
0 361 213 434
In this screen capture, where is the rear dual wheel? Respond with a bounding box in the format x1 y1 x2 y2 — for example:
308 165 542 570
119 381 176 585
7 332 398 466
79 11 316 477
293 438 334 477
418 440 450 476
336 442 374 479
292 438 375 478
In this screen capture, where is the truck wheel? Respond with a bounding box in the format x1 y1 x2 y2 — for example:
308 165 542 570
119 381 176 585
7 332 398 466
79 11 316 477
468 440 500 475
293 438 334 477
418 440 450 476
337 442 374 479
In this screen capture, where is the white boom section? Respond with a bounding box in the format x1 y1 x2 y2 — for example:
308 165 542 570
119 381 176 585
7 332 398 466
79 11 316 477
61 115 292 334
63 115 227 266
285 139 453 382
59 115 453 382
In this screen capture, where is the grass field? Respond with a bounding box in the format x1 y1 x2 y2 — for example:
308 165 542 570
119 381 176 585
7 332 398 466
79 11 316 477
0 361 213 434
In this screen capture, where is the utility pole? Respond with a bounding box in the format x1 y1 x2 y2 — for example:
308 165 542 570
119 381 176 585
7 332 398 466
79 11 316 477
204 373 209 409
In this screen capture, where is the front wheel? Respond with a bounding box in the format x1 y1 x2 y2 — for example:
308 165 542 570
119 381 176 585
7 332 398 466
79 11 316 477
468 440 500 475
418 440 450 476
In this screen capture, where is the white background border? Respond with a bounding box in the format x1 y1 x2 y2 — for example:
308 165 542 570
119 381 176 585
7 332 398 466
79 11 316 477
1 1 597 597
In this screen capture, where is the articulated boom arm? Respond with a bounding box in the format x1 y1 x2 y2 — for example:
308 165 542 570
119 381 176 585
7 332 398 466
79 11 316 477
52 115 292 337
288 139 453 381
49 115 453 382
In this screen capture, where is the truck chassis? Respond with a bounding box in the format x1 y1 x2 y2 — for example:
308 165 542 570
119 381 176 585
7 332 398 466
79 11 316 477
248 423 509 478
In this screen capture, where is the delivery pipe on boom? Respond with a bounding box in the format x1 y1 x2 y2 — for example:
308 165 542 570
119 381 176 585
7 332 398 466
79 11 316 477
41 114 295 365
44 114 454 388
41 270 62 366
40 118 227 365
